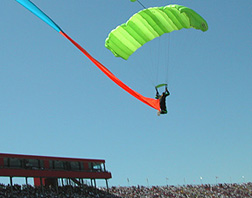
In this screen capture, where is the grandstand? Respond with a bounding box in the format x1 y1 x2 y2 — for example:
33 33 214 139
0 153 112 196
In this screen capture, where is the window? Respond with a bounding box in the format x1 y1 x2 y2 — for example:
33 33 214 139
79 162 84 171
93 163 102 171
4 158 22 168
3 158 44 169
25 159 42 169
48 160 84 171
50 160 65 170
4 158 9 167
89 162 104 172
70 161 80 171
39 160 44 169
54 161 64 170
64 162 71 170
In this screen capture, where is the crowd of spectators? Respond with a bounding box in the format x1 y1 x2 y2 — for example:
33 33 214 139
0 182 251 197
106 183 252 198
0 183 119 198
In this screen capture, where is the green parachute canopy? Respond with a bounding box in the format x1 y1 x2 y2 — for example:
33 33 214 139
105 5 208 60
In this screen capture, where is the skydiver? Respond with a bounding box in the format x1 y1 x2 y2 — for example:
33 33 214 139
155 85 170 116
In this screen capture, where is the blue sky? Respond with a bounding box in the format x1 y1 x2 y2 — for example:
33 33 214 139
0 0 251 187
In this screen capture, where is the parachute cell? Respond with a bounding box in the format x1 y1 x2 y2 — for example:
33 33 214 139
105 5 208 60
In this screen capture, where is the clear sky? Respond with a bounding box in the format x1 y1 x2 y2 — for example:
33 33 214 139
0 0 251 187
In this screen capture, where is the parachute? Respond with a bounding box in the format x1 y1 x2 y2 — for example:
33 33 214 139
13 1 208 112
105 5 208 60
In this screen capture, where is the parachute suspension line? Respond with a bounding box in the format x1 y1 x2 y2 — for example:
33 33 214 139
135 0 146 9
148 37 160 88
138 43 156 88
165 34 171 84
154 35 170 89
133 43 155 89
149 42 157 87
155 37 162 85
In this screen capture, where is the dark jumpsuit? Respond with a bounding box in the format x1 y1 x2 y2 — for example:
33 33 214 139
156 88 170 114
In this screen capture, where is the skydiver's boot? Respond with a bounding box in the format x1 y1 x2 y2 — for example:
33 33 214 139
160 110 167 114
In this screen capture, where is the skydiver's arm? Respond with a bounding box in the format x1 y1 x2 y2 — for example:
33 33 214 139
155 88 160 99
165 86 170 96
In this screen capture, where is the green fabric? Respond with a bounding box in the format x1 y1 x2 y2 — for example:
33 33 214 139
105 5 208 60
155 83 167 89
